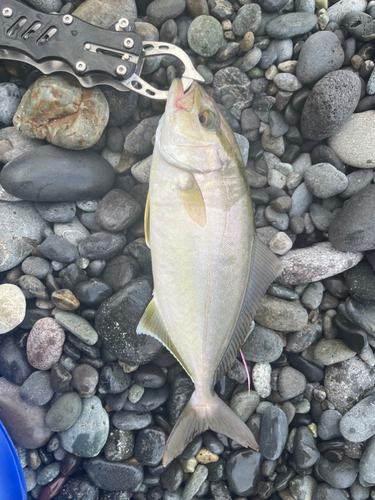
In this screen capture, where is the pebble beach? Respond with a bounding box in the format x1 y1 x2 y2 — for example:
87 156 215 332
1 0 375 499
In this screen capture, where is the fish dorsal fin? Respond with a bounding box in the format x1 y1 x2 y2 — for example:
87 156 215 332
180 174 206 227
214 237 282 384
145 191 150 248
137 298 192 378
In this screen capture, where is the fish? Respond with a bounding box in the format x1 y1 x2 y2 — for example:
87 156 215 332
137 78 281 466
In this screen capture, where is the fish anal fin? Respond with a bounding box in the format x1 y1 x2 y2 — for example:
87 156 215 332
137 298 192 378
180 174 206 228
214 237 282 383
145 191 150 248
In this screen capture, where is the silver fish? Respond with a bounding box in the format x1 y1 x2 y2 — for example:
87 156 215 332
137 78 281 466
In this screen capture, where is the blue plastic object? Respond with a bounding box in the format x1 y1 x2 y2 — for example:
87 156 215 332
0 420 27 500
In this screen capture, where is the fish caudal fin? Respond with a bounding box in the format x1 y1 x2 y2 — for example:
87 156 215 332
163 389 258 466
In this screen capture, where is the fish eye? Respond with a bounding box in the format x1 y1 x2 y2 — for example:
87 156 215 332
198 110 215 129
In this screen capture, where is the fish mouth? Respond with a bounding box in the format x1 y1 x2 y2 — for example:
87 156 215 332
169 78 198 113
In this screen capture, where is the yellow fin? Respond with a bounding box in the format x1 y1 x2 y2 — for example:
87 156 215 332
180 175 206 227
137 299 192 378
214 237 282 383
145 191 150 248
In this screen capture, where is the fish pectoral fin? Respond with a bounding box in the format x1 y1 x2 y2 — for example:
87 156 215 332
137 298 192 378
214 237 282 383
145 190 150 249
180 174 206 227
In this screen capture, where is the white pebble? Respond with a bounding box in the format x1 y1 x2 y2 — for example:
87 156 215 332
268 169 287 188
269 232 293 255
252 362 272 398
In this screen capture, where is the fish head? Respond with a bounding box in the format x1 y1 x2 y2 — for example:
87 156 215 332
156 78 243 173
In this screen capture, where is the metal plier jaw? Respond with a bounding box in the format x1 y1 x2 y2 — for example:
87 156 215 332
0 0 204 99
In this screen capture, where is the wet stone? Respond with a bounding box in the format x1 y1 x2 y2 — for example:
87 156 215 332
54 311 98 346
315 456 359 489
102 255 140 293
45 392 83 432
122 386 169 412
84 457 143 492
0 145 115 202
78 231 127 261
161 461 184 491
318 410 342 441
36 462 61 486
20 371 54 407
312 483 347 500
35 202 76 223
226 449 263 496
183 464 208 500
286 323 322 354
59 396 109 457
39 235 79 264
51 289 80 311
54 475 99 500
105 428 134 461
112 410 152 431
346 261 375 305
99 362 132 394
233 4 262 37
95 189 142 233
72 363 99 398
259 406 288 460
133 364 166 388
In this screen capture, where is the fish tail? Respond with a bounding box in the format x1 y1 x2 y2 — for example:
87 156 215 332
162 389 259 466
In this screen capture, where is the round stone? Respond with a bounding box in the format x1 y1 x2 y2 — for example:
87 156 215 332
226 450 263 496
13 74 109 150
241 324 283 362
259 406 288 460
26 317 65 370
276 242 363 285
278 366 306 399
233 4 262 36
19 371 54 407
45 392 83 432
266 12 318 39
339 395 375 442
255 294 308 332
96 277 165 364
301 70 361 141
0 201 49 272
59 396 109 457
0 145 115 202
0 284 26 334
187 16 223 57
296 31 344 84
305 163 348 198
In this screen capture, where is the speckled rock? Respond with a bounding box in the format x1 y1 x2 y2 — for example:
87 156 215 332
301 71 361 140
324 357 375 413
146 0 185 27
255 294 308 332
329 185 375 252
327 0 367 24
96 276 165 364
0 127 44 164
73 0 137 29
296 32 344 84
27 318 65 370
187 15 223 57
0 201 49 272
0 378 52 449
0 284 26 334
266 13 318 39
0 145 115 202
276 242 363 285
59 396 109 457
13 75 109 150
328 111 375 169
0 83 21 126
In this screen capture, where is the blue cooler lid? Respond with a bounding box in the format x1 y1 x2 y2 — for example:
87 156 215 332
0 420 27 500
